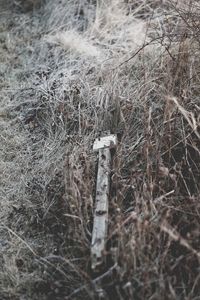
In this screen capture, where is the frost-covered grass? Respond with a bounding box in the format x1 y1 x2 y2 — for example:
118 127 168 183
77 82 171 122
0 0 200 299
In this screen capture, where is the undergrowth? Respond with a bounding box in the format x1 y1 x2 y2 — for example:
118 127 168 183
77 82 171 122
0 0 200 299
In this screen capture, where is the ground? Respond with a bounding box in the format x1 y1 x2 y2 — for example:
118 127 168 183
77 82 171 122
0 0 200 299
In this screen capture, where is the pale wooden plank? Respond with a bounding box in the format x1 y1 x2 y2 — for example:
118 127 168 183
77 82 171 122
91 148 111 269
93 135 117 152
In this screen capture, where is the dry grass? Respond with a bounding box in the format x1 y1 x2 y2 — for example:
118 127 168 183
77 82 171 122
0 0 200 299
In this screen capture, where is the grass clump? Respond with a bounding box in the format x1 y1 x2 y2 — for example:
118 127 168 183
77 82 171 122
0 0 200 299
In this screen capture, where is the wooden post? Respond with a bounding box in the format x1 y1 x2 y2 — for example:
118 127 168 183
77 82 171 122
91 134 117 270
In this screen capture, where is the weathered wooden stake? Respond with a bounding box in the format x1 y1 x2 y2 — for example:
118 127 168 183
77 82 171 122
91 134 117 270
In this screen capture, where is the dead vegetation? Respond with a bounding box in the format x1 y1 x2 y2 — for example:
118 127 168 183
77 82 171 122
0 0 200 299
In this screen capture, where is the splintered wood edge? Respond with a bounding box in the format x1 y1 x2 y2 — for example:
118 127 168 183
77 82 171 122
93 134 117 152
